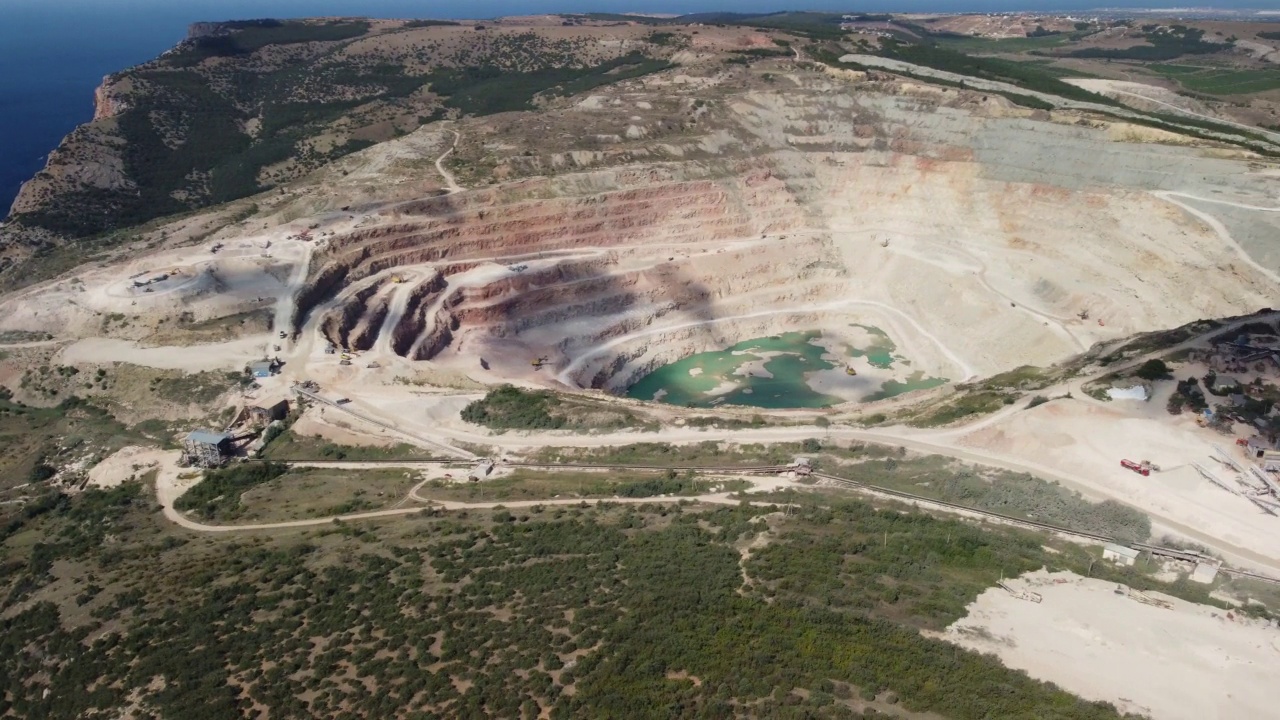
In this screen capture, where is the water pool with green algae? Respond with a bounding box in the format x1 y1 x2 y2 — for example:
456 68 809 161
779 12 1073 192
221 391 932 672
847 324 897 369
626 328 948 409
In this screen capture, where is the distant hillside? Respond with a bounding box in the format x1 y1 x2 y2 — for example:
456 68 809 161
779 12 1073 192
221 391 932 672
0 17 675 281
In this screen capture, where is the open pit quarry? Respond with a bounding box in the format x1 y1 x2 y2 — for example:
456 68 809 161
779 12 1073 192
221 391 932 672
2 46 1280 571
277 71 1279 400
4 62 1278 401
6 21 1280 719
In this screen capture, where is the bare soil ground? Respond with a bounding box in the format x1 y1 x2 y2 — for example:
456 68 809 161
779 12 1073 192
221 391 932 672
945 569 1280 720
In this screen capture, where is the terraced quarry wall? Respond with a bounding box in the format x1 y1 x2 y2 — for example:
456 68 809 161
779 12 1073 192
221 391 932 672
73 64 1276 397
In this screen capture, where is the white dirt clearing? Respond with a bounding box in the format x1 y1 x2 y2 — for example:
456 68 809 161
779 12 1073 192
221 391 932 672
945 570 1280 720
86 446 167 489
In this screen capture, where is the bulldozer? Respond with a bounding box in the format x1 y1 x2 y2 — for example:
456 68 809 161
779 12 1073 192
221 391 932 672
391 275 403 284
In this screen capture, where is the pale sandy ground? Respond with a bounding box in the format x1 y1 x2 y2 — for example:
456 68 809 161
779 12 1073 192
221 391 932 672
58 336 270 372
945 570 1280 720
87 446 167 489
954 397 1280 560
1066 78 1212 115
291 413 398 447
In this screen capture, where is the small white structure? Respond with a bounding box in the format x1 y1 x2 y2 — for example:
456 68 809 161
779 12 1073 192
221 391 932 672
1191 561 1221 585
1103 543 1140 567
1106 386 1148 401
468 459 495 481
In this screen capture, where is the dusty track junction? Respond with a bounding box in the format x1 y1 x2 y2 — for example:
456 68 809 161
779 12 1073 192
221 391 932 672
3 18 1280 578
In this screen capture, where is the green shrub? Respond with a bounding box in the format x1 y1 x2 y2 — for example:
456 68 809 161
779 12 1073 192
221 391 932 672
1135 359 1171 381
461 385 565 430
173 462 288 520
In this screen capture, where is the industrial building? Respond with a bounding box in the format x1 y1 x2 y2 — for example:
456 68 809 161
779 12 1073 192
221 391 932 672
182 430 231 468
246 399 289 426
1103 543 1140 567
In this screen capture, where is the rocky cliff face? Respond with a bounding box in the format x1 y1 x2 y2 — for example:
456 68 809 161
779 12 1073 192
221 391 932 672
0 18 679 290
91 76 130 121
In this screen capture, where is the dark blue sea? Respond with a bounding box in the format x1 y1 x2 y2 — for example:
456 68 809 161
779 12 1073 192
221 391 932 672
2 0 1273 215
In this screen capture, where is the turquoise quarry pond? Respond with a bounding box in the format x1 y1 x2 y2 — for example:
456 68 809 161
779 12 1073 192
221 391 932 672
626 328 946 409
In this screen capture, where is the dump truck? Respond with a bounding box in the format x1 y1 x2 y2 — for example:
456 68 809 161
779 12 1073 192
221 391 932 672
1120 459 1150 476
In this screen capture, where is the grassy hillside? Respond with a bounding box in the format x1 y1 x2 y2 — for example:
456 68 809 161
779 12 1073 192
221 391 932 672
0 480 1179 718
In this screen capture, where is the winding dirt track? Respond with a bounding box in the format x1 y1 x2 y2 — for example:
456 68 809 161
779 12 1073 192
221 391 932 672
1154 191 1280 287
435 130 463 194
155 463 760 533
154 311 1280 577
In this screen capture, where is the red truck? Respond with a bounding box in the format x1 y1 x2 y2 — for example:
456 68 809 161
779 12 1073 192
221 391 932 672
1120 459 1150 476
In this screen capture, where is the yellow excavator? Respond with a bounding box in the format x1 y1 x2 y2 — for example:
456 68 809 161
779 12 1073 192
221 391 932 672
845 365 857 376
531 356 549 369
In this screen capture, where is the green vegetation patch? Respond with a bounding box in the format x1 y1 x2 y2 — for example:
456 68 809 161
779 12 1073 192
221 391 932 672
165 20 372 67
534 439 828 467
1 488 1166 718
826 455 1152 542
1150 64 1280 95
461 385 565 430
147 370 247 405
234 467 420 522
880 41 1115 105
261 429 435 461
427 50 672 116
0 390 145 492
416 469 750 503
908 389 1017 427
173 461 288 520
461 385 658 432
934 32 1072 54
1068 25 1228 61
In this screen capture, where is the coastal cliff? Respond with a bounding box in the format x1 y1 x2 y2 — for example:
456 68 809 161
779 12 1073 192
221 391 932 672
91 75 130 121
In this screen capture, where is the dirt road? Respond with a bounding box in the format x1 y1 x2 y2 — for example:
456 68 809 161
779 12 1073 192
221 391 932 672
155 467 773 533
435 130 463 194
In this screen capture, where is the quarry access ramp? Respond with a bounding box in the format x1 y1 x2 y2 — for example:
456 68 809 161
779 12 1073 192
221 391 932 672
290 385 477 461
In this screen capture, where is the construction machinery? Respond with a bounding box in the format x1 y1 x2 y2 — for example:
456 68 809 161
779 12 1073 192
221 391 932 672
531 356 549 370
845 365 857 376
339 359 352 366
1121 459 1150 476
391 275 403 284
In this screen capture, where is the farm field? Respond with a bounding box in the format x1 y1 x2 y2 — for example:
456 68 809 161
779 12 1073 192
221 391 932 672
1150 64 1280 95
